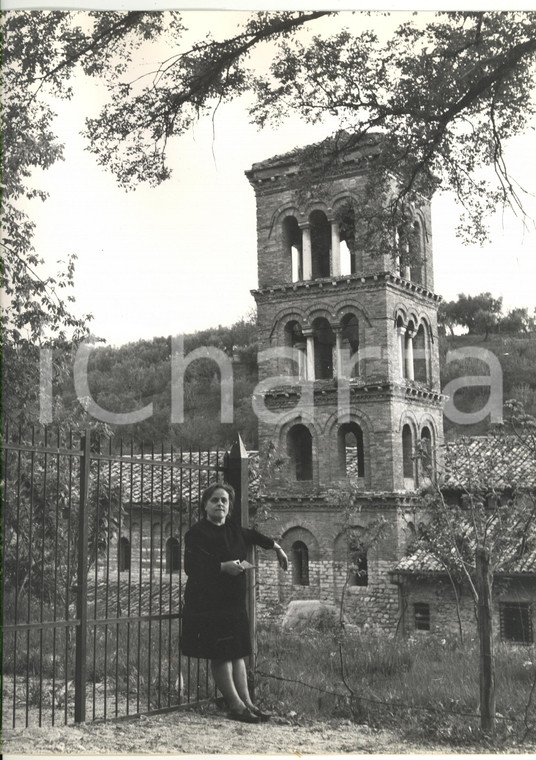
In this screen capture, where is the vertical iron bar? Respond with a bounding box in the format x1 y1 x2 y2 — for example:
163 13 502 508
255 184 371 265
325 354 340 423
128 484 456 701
65 430 74 724
13 439 23 726
103 437 112 720
74 431 90 724
187 443 192 702
2 425 11 728
147 442 154 712
92 437 101 720
51 428 60 726
116 438 123 718
126 438 134 716
168 448 174 707
177 445 184 705
38 426 48 727
158 444 165 709
25 426 36 728
137 441 144 714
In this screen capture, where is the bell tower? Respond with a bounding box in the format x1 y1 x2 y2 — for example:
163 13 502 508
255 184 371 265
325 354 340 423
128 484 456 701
246 136 445 627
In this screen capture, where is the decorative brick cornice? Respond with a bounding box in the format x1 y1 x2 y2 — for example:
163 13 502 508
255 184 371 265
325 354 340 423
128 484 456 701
256 379 446 406
252 491 424 511
252 271 441 304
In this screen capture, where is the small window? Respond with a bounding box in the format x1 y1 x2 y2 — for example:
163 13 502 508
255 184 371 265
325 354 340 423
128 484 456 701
337 422 365 479
119 537 131 572
287 424 313 481
414 602 430 631
500 602 533 644
402 425 414 482
166 537 180 573
291 541 309 586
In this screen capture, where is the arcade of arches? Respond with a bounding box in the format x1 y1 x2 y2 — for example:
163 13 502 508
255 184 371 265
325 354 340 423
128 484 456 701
282 209 426 285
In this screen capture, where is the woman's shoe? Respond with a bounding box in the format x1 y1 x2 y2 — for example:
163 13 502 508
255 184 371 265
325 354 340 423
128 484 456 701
227 708 260 724
249 705 272 722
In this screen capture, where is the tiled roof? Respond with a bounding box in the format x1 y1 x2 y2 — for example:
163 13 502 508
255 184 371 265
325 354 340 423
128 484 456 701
396 544 536 576
396 435 536 577
441 435 536 491
108 450 260 507
247 131 381 173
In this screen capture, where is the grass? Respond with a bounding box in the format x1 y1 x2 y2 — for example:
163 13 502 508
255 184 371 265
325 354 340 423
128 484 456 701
255 622 536 747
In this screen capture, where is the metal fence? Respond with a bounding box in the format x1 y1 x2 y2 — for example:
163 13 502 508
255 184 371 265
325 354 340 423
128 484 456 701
2 426 249 727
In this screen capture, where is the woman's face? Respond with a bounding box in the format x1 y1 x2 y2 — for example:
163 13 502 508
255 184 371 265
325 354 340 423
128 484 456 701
204 487 230 525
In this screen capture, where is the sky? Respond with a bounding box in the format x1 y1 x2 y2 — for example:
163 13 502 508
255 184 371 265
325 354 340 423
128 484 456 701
7 5 536 347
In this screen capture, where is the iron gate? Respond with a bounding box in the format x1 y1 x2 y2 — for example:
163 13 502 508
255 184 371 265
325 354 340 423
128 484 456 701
2 426 250 727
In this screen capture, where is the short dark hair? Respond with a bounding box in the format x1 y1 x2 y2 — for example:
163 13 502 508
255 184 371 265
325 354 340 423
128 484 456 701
200 482 235 512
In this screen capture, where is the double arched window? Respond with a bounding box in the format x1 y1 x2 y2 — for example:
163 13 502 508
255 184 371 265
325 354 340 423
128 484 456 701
280 312 360 382
396 315 432 386
402 423 436 488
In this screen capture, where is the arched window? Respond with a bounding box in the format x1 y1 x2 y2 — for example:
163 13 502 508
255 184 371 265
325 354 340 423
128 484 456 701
396 315 406 379
284 320 306 379
291 541 309 585
420 426 433 479
312 317 335 379
282 215 302 282
396 225 410 278
413 324 428 383
405 319 416 381
119 537 131 572
402 425 414 486
340 313 359 377
166 537 180 573
337 422 365 479
349 548 368 587
409 221 424 284
287 424 313 481
338 202 360 275
310 210 331 279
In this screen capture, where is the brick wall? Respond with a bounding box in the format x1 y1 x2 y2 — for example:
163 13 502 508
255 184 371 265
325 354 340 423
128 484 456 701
400 576 536 641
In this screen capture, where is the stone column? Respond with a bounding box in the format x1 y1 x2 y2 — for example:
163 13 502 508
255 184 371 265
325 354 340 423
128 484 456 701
304 331 315 380
334 328 343 377
405 330 415 381
330 220 341 277
397 326 406 378
301 225 312 280
295 341 307 381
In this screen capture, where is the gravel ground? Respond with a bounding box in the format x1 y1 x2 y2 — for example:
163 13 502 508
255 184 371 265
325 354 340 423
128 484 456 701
3 703 532 756
1 705 445 756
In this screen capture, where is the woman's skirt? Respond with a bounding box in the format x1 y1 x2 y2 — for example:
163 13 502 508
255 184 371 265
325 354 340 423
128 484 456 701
180 605 252 660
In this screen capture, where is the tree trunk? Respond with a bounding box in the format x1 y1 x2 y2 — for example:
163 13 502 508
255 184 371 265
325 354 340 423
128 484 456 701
476 547 495 734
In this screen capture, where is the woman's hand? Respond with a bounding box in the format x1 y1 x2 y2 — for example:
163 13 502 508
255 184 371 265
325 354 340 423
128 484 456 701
273 544 288 571
221 559 244 576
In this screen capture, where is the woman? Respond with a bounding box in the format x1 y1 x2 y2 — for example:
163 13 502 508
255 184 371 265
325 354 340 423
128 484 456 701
181 482 288 723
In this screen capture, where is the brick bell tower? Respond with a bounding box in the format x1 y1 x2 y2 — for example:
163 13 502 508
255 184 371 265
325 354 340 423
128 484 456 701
246 137 445 628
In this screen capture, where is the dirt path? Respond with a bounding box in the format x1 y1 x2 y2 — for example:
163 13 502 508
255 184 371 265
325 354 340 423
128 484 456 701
1 705 450 756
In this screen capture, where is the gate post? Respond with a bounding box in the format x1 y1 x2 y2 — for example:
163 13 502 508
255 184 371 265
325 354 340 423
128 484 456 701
224 436 256 693
74 432 91 723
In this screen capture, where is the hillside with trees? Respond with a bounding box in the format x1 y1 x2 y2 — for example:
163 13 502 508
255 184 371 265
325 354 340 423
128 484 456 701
47 293 536 448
